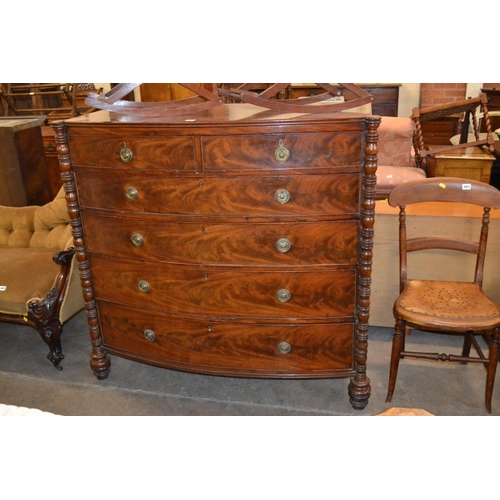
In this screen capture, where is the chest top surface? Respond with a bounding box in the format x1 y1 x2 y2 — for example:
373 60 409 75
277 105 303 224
63 103 369 127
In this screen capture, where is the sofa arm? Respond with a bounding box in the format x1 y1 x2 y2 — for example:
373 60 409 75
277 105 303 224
30 187 72 251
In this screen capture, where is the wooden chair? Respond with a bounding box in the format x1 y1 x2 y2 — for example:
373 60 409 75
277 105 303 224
411 93 495 175
385 177 500 413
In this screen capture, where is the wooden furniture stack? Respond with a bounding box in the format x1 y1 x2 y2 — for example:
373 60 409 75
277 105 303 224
54 104 380 410
0 83 100 123
218 84 400 116
412 93 496 183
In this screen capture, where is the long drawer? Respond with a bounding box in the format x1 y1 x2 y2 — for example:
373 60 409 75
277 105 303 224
97 301 355 375
74 169 360 217
82 214 358 266
89 254 356 319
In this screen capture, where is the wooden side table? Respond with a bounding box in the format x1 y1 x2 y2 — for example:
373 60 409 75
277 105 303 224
0 116 53 206
428 146 495 184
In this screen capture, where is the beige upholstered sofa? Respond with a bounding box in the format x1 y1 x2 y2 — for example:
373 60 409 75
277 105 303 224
0 187 84 369
375 116 426 199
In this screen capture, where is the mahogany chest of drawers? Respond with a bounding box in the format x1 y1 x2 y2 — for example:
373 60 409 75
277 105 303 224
54 104 380 410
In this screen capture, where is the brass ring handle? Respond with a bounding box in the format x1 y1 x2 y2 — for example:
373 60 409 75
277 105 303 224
274 189 291 204
138 280 150 293
131 233 144 247
276 238 292 253
276 289 291 303
274 139 290 163
144 329 156 342
125 186 139 201
277 342 292 354
120 142 133 163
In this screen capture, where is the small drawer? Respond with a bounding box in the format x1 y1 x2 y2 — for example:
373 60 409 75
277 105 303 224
42 126 58 156
43 138 57 155
74 169 360 217
69 134 196 170
89 255 356 319
98 301 355 375
82 214 358 267
202 132 362 171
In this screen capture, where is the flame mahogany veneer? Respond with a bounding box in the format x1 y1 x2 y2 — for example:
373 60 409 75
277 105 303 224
54 104 380 410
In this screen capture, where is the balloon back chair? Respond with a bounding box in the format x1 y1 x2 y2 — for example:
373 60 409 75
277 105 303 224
385 177 500 413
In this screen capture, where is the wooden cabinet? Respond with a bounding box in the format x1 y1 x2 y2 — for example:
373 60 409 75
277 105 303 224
419 117 460 146
41 126 63 197
0 116 52 206
428 146 495 183
482 87 500 111
357 85 400 116
54 105 380 410
287 84 400 116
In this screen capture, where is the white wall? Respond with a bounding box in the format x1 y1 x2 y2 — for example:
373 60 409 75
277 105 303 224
397 83 421 117
466 83 483 98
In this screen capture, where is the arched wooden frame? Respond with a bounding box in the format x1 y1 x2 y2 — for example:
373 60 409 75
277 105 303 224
85 83 375 117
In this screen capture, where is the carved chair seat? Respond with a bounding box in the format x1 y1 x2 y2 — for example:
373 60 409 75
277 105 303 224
385 177 500 413
0 187 84 369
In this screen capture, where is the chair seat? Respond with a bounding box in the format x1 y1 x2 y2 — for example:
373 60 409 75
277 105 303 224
0 247 59 316
376 166 426 199
395 280 500 331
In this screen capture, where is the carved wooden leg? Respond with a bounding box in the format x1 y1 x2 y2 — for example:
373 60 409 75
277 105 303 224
485 328 500 414
36 318 64 370
386 316 405 403
87 301 111 380
26 250 75 370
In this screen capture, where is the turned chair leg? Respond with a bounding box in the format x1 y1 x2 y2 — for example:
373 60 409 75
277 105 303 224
485 328 500 414
386 317 406 403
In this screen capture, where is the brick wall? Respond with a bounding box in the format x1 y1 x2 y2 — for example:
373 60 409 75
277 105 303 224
419 83 467 108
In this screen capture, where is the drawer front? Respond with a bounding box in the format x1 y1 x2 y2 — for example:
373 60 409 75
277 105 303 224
74 169 360 217
43 136 57 156
202 132 362 170
98 301 354 374
82 214 358 266
69 135 196 170
89 255 356 319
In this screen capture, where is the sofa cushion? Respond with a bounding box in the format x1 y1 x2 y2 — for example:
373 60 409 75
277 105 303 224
376 165 427 199
0 247 60 316
0 188 71 251
0 206 38 247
